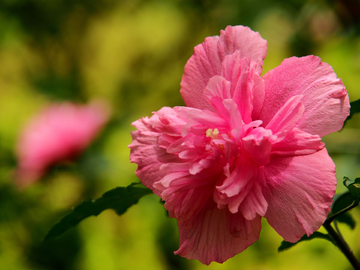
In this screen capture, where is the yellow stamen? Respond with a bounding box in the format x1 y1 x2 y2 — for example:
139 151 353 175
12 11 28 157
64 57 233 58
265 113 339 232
206 128 219 139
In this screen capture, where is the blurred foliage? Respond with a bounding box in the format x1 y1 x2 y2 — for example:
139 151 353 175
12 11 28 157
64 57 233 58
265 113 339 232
0 0 359 269
44 183 152 240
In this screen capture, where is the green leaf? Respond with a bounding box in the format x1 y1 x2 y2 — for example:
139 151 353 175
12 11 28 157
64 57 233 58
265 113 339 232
335 212 356 230
44 182 153 240
324 177 360 227
345 99 360 124
278 232 333 252
343 177 360 203
330 192 356 229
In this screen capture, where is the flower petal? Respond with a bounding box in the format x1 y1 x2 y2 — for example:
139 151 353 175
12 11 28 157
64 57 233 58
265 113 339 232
204 75 232 102
16 101 109 187
203 75 232 115
220 52 266 122
216 155 254 198
271 128 324 156
239 181 268 220
175 208 261 265
260 56 350 136
161 182 216 227
242 127 273 166
180 26 267 110
260 148 336 242
129 113 181 196
265 95 304 136
218 26 267 75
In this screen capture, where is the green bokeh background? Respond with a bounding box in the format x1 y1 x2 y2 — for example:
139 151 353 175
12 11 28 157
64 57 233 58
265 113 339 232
0 0 360 269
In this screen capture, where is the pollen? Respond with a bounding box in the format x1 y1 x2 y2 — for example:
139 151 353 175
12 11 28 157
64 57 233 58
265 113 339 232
206 128 219 139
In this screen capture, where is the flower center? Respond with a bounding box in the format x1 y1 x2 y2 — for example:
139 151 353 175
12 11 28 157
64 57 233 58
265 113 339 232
206 128 219 139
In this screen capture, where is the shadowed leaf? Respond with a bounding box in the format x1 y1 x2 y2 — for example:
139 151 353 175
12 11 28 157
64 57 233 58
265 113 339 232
330 192 356 229
343 177 360 203
44 182 152 240
335 212 356 229
345 99 360 124
278 232 333 252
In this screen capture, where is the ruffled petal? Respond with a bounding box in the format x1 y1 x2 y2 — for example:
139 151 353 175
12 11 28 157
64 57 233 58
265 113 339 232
265 95 304 136
204 75 232 102
218 26 267 75
175 208 261 265
271 128 324 156
242 127 273 166
177 107 228 130
181 26 267 110
260 56 350 136
251 74 265 120
260 149 336 242
204 75 232 115
129 110 182 196
161 181 217 228
216 155 254 198
239 181 268 220
130 128 168 196
226 211 261 238
220 53 256 123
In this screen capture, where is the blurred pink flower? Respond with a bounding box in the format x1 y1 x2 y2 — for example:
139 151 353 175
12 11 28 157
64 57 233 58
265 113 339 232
16 101 109 188
129 26 350 264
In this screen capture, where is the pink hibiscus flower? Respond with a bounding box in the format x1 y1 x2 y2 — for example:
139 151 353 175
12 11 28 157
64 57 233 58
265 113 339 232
129 25 350 264
16 101 109 188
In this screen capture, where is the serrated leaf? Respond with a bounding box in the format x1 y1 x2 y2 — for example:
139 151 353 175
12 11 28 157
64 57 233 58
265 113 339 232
44 182 152 240
345 99 360 124
330 192 356 229
278 232 333 252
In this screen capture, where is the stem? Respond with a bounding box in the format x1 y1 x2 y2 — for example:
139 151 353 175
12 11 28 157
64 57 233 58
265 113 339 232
334 220 346 243
323 222 360 270
327 200 358 224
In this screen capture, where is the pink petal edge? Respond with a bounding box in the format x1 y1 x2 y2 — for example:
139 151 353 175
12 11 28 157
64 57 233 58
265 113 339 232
260 149 337 242
175 208 261 265
180 26 267 110
260 55 350 137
